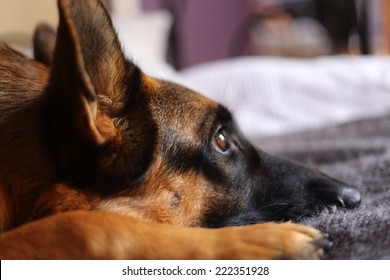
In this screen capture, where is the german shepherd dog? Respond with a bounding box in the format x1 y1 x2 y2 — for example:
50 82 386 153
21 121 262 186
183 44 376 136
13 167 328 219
0 0 361 259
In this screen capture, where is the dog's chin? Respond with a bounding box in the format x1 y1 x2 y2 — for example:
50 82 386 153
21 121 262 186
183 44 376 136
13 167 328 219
215 211 281 227
203 208 311 228
204 189 360 228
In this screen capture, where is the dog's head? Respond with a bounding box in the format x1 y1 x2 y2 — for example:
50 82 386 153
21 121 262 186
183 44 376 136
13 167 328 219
31 0 360 227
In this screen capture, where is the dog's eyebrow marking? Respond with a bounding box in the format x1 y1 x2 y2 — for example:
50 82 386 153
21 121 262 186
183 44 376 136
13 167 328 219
196 110 217 136
197 105 233 137
216 106 233 124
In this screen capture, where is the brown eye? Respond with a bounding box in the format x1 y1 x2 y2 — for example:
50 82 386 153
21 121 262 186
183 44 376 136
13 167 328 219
214 129 229 153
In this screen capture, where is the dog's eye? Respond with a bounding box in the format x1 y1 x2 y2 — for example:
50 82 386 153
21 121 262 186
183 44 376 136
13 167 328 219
213 128 229 153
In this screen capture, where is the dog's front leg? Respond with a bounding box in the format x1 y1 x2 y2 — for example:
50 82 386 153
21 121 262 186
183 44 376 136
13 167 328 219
0 211 327 259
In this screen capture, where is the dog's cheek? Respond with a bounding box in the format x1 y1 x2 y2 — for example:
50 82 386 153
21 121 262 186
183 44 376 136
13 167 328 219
142 173 213 226
94 167 223 227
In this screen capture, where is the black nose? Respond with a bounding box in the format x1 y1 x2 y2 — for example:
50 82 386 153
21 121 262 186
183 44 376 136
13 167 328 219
335 185 361 208
308 178 361 209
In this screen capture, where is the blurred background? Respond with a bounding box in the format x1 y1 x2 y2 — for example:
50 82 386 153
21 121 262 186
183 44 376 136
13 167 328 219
0 0 389 68
141 0 390 69
1 0 390 138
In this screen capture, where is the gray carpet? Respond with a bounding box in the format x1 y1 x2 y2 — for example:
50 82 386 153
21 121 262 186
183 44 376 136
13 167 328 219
255 115 390 259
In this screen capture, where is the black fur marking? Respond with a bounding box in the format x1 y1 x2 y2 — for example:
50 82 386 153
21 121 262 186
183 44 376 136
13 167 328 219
171 192 181 208
122 61 142 115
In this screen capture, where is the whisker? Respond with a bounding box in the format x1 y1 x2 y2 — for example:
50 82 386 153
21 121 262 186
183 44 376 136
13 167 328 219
257 202 290 211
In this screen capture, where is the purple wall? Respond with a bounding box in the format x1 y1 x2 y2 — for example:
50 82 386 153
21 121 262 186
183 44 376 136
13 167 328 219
143 0 249 69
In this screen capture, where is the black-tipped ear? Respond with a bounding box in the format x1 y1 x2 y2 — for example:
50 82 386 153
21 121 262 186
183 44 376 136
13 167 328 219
33 23 56 66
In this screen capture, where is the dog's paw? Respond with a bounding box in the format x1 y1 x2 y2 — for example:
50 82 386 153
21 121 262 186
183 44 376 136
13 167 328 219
214 221 329 259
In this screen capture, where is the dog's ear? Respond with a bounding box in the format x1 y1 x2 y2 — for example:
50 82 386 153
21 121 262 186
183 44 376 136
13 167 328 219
47 0 136 145
33 23 56 66
45 0 156 189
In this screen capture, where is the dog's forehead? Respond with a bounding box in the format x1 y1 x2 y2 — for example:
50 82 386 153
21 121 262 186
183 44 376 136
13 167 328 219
142 75 219 126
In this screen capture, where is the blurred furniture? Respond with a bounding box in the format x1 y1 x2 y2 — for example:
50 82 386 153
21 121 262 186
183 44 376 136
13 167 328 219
382 0 390 53
247 0 369 56
143 0 248 69
143 0 389 69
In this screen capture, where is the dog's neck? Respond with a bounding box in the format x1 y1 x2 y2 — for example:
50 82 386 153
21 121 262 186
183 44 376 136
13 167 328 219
0 100 54 231
0 46 53 231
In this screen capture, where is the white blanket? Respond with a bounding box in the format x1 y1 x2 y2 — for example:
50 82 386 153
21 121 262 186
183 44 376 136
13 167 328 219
141 56 390 139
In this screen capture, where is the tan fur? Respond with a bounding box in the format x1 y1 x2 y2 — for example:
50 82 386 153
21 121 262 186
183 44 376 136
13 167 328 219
0 211 323 260
96 156 221 226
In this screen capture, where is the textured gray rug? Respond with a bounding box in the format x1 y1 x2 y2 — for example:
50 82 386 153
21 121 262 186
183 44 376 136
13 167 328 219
255 115 390 259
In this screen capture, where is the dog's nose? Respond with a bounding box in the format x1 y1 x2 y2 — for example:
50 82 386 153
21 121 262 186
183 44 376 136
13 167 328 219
308 178 361 209
336 185 361 208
